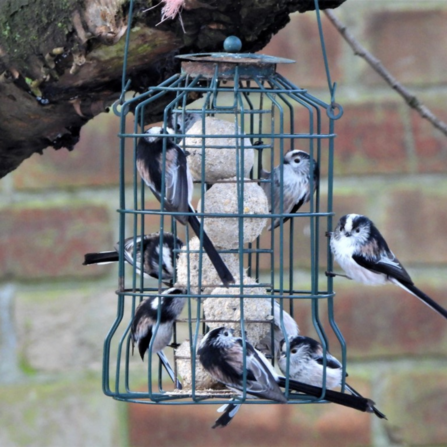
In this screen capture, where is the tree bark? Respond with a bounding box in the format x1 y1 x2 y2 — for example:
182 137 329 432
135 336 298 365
0 0 346 178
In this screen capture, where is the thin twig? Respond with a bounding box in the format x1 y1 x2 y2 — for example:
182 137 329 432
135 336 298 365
324 9 447 137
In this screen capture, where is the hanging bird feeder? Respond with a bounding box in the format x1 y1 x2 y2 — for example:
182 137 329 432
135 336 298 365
103 0 347 413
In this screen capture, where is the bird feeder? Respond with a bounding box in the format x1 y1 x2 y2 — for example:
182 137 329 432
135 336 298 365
103 0 345 411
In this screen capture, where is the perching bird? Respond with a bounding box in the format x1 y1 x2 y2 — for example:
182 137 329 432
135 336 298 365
130 287 186 389
260 149 319 230
169 111 201 136
199 327 377 428
279 335 386 419
327 214 447 320
256 301 300 360
219 304 299 429
136 126 235 287
198 326 287 404
83 232 183 285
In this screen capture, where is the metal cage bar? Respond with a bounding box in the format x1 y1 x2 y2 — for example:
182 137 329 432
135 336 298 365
103 0 346 410
104 67 343 404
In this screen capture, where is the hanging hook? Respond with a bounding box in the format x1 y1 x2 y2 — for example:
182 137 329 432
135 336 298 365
121 0 135 94
314 0 338 108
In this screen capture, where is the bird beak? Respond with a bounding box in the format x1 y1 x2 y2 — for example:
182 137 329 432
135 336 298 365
325 231 333 237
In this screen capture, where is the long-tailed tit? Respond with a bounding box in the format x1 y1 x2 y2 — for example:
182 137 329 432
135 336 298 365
200 327 376 428
256 301 300 360
136 126 235 287
260 149 319 230
131 287 186 389
279 335 386 419
83 232 183 285
327 214 447 320
169 111 201 135
198 326 287 403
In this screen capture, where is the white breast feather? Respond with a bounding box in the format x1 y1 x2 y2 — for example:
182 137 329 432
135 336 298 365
331 237 388 286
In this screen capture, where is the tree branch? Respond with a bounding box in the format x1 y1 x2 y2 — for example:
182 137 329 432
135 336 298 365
324 9 447 137
0 0 348 178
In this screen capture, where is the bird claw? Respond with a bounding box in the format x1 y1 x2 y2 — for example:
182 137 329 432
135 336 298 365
325 271 352 280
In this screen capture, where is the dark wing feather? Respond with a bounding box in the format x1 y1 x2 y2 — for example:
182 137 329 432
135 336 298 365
352 253 414 286
314 352 343 370
247 346 287 402
287 197 306 217
131 314 153 360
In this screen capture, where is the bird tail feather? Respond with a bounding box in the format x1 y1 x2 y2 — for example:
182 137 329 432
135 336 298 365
394 281 447 320
83 251 119 265
345 384 387 419
157 350 182 390
187 210 235 287
277 376 376 414
212 403 241 428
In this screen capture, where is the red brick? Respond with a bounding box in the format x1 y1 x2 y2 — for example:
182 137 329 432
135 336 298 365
255 214 328 272
381 371 447 445
13 113 134 189
252 192 367 272
330 102 408 175
321 282 447 359
290 109 335 178
0 205 113 280
383 189 447 265
364 10 447 86
411 102 447 173
128 393 371 447
263 13 342 89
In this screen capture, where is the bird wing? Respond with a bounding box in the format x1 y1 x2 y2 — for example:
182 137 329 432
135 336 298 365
313 351 343 370
130 312 153 359
163 146 190 216
120 235 143 268
352 252 413 286
222 340 286 402
288 197 306 216
271 169 298 215
246 345 287 402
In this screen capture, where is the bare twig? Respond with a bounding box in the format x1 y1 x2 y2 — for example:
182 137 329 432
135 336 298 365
324 9 447 137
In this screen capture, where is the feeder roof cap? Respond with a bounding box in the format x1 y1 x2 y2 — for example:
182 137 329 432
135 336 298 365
176 53 295 65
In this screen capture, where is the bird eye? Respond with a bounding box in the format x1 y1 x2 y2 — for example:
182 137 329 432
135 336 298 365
291 349 297 354
355 228 360 233
223 331 229 336
294 158 301 164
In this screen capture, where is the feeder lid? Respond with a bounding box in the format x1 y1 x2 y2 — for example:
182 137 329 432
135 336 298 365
176 53 295 65
176 35 294 79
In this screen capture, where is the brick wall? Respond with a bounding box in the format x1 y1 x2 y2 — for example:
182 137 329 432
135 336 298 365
1 1 447 446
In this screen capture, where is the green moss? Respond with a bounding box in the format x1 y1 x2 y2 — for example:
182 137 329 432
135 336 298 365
0 0 81 71
18 353 38 376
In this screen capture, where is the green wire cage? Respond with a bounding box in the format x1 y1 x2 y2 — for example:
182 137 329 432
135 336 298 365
103 0 345 408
